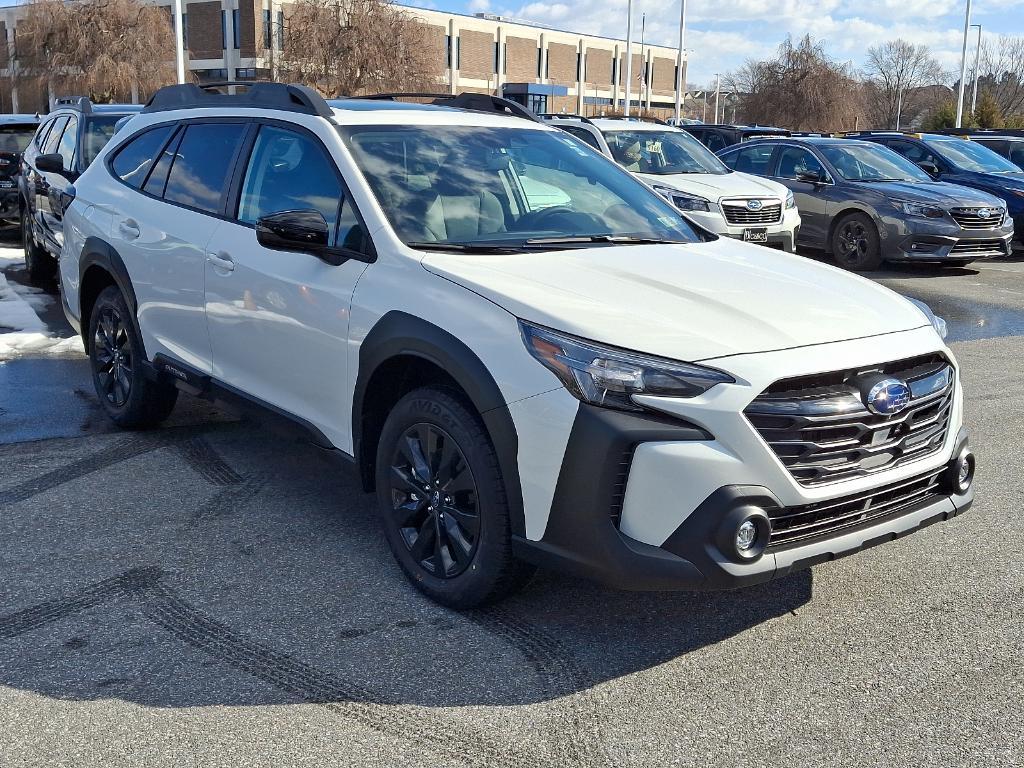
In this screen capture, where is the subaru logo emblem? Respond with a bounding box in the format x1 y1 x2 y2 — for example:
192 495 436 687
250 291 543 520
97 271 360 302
746 199 763 211
977 207 991 218
865 378 911 416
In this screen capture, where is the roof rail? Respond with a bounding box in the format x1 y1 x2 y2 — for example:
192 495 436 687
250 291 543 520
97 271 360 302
53 96 92 113
601 115 668 126
934 127 1024 138
354 91 544 123
537 112 597 126
142 82 334 117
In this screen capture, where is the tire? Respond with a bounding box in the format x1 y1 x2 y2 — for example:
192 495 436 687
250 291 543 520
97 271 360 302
22 211 55 285
831 212 883 271
374 387 535 608
88 285 178 429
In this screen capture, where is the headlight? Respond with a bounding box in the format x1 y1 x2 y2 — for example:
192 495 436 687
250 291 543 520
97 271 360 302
520 321 734 411
651 184 712 213
898 200 944 219
785 190 796 209
906 297 948 340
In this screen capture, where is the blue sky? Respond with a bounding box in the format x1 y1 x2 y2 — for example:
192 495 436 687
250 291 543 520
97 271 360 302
405 0 1024 86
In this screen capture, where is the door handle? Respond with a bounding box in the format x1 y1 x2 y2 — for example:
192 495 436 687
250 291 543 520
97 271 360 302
207 251 235 272
118 219 140 240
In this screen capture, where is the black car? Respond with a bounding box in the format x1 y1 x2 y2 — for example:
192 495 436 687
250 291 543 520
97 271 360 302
0 114 40 225
682 124 790 153
20 98 142 282
717 136 1013 270
935 129 1024 169
849 131 1024 249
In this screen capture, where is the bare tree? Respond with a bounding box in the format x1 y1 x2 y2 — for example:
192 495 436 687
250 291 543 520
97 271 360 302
278 0 444 97
976 35 1024 120
863 39 946 129
725 36 862 131
15 0 176 104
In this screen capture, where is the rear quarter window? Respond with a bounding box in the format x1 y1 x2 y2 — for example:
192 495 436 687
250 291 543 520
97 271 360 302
110 125 176 189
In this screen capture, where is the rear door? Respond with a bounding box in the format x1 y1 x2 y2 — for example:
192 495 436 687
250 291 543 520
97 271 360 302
109 119 250 373
204 122 372 446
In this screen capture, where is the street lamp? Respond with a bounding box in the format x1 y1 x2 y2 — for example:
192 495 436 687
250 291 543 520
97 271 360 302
970 24 982 116
955 0 973 128
714 73 721 124
173 0 186 84
673 0 687 123
624 0 634 117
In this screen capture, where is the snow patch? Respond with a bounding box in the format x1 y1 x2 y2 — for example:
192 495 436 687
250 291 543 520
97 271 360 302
0 245 24 268
0 269 83 360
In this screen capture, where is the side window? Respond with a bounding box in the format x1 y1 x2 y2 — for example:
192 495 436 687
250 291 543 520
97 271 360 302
237 125 342 233
732 143 776 175
35 119 55 149
163 122 248 214
704 132 727 152
110 125 175 189
886 140 940 168
55 116 79 170
1009 144 1024 169
41 116 68 155
775 147 824 180
560 126 601 151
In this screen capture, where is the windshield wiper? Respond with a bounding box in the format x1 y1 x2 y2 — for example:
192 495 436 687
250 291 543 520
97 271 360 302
522 235 692 246
406 241 525 253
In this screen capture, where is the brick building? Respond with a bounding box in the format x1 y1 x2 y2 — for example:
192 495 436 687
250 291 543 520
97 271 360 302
0 2 687 118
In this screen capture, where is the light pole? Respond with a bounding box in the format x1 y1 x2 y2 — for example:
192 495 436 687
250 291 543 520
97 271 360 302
714 73 721 124
623 0 634 117
955 0 973 128
173 0 186 84
673 0 687 123
896 86 904 130
970 24 982 116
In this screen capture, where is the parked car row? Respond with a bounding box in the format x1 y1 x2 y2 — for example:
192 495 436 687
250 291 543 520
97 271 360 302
21 84 974 607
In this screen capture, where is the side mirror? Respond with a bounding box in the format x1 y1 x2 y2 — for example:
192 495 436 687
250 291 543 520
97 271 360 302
36 153 66 174
796 169 826 184
917 160 940 176
255 209 370 266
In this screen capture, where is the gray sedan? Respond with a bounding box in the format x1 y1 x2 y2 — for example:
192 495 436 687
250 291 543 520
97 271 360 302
717 137 1013 270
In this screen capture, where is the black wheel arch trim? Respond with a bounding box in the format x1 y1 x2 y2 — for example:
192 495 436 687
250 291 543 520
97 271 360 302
353 310 526 537
78 237 146 357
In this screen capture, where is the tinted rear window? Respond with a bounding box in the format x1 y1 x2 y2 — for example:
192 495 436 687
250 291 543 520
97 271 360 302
0 125 38 153
111 126 175 188
163 123 247 214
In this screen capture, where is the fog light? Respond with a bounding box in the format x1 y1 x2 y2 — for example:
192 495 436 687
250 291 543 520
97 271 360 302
736 520 758 552
952 450 975 495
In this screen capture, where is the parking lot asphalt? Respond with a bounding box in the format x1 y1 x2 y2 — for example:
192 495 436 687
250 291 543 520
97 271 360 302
2 239 1023 767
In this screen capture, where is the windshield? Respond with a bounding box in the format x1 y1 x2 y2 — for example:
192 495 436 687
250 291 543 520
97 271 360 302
337 125 701 249
603 129 730 175
82 115 126 168
820 143 932 182
925 137 1023 174
0 125 37 153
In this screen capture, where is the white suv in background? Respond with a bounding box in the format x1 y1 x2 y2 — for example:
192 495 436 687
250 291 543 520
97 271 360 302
60 84 974 608
541 115 801 251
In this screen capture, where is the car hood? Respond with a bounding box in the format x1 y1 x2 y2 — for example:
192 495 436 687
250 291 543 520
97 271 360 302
635 170 787 202
420 238 929 362
865 180 1007 206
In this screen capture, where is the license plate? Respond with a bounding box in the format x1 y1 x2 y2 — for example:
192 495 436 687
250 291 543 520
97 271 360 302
743 228 768 243
0 180 13 189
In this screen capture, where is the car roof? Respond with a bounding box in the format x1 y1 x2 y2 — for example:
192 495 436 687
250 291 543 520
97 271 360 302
0 114 40 125
724 136 875 148
587 119 683 132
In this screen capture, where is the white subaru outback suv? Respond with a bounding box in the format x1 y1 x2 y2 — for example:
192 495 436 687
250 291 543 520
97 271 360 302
540 115 801 251
60 84 974 608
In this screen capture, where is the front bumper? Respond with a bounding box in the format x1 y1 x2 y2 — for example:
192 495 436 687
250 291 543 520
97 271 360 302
0 184 19 221
511 326 970 591
883 215 1014 261
685 206 801 252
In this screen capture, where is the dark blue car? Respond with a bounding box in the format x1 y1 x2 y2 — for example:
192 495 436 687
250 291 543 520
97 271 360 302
851 132 1024 249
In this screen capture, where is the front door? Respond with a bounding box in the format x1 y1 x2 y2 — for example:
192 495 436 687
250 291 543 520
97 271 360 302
771 145 832 246
204 123 372 448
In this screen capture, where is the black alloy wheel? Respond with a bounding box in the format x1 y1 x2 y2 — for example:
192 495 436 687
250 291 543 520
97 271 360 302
832 212 882 271
22 212 53 283
389 423 480 579
92 304 134 407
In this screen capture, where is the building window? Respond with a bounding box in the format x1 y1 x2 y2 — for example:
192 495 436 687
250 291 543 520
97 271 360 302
494 41 499 74
232 9 240 49
236 67 271 81
182 13 188 49
221 10 227 50
445 35 451 68
444 35 460 69
611 57 617 83
263 9 271 49
277 11 284 50
195 68 228 83
526 94 547 113
537 47 543 78
502 43 507 74
577 52 583 82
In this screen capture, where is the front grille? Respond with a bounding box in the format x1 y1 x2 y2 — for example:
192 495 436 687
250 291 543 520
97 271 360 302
721 200 782 225
746 354 955 487
767 468 945 548
950 238 1008 257
950 207 1004 229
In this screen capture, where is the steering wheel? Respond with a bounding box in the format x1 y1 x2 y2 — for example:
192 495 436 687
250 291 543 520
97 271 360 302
513 206 596 232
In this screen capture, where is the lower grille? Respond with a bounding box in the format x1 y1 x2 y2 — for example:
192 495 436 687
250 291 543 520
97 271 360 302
950 207 1004 229
767 468 945 548
609 446 635 528
950 239 1008 257
746 354 955 486
722 201 782 225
